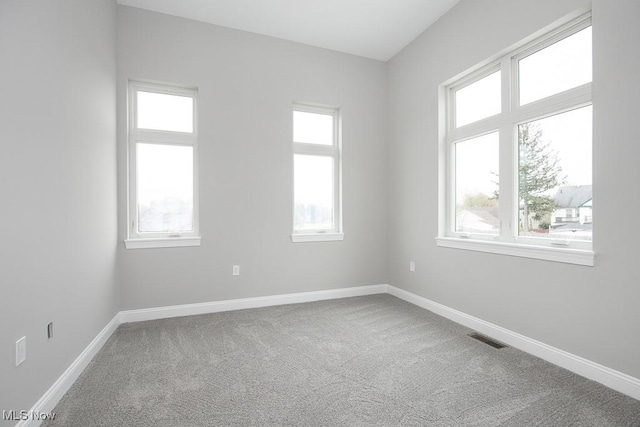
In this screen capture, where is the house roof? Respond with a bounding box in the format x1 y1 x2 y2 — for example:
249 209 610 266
457 208 500 227
554 185 592 208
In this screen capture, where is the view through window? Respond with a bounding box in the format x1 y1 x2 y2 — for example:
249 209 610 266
445 13 592 250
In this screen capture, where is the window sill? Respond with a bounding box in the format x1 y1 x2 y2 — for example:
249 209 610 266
124 237 201 249
435 237 594 266
291 233 344 243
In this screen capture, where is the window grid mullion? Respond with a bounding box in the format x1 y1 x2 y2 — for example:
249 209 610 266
447 117 502 143
293 143 337 157
509 85 592 126
130 129 197 144
498 124 516 242
498 56 514 242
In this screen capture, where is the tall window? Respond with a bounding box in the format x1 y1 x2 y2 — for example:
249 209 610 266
126 81 200 249
292 104 343 242
440 12 593 265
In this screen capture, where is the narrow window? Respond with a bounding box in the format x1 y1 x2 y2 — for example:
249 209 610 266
126 81 199 249
292 104 343 242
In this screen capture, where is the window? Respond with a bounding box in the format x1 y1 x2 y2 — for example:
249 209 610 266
292 104 343 242
439 12 593 266
125 81 200 249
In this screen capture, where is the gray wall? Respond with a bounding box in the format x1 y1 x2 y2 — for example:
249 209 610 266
387 0 640 379
116 6 389 310
0 0 118 419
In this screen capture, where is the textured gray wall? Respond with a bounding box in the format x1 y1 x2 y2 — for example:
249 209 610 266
116 6 389 310
0 0 118 420
387 0 640 380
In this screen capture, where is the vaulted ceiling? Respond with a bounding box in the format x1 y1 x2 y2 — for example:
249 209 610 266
117 0 460 61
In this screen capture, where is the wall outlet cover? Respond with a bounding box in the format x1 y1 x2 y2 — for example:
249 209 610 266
16 336 26 367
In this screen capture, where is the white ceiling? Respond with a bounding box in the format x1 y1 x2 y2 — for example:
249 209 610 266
116 0 460 61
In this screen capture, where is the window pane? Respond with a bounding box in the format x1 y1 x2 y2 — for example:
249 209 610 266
518 106 592 241
293 111 333 145
294 154 334 230
137 143 194 233
455 132 500 234
455 71 501 127
519 27 592 105
137 91 194 133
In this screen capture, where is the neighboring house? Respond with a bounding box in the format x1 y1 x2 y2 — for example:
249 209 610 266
550 185 592 240
552 185 592 225
456 208 500 234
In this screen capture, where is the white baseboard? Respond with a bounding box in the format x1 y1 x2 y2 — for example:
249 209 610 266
386 285 640 401
120 284 388 323
20 282 640 426
16 314 120 427
19 284 385 426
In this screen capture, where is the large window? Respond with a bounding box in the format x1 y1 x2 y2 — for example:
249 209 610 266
439 12 593 265
126 81 200 249
292 104 343 242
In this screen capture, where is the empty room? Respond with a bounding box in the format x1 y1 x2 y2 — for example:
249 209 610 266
2 0 640 425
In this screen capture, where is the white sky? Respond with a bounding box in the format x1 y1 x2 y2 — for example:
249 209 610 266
137 143 193 206
294 154 334 207
456 71 501 127
526 105 592 187
456 132 499 204
520 27 592 105
294 111 333 145
137 91 194 133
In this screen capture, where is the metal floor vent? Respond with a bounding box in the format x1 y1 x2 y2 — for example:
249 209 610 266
468 332 507 349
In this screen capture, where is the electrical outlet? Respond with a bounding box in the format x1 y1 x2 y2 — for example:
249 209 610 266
232 265 240 276
409 261 415 272
16 336 26 367
47 322 54 339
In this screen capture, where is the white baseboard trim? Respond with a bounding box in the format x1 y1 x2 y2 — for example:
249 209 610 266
21 282 640 426
19 284 385 426
17 313 120 427
386 284 640 401
119 284 388 323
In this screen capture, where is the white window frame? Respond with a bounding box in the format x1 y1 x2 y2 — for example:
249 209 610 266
437 11 594 266
291 103 343 243
125 80 200 249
